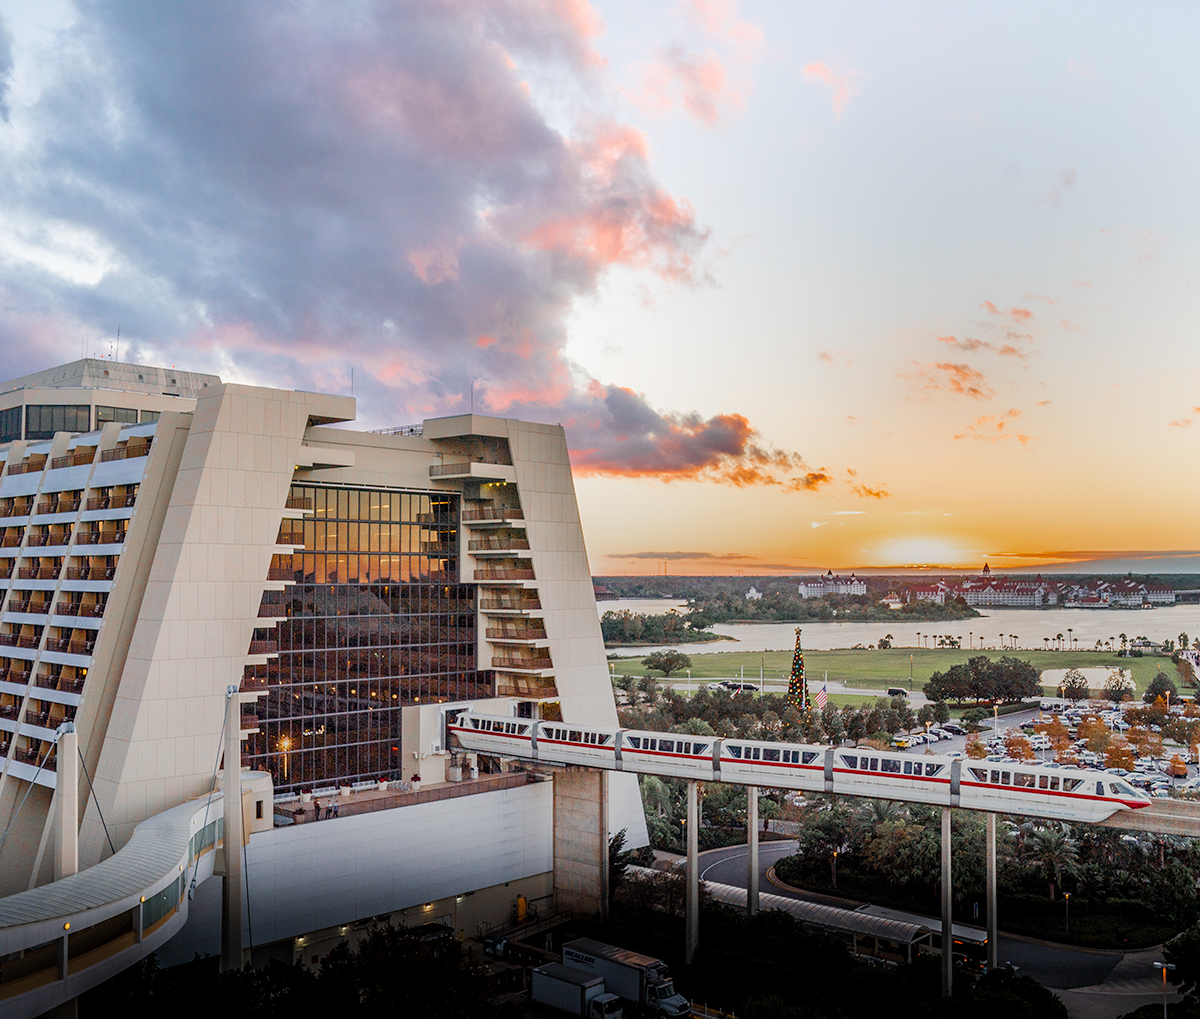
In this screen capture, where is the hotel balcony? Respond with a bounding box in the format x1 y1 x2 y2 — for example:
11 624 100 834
428 460 516 482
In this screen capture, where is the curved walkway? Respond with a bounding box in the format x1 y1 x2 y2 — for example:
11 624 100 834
0 790 228 1019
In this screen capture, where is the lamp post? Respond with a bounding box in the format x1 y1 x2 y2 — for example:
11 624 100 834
1068 628 1073 651
1064 891 1070 935
1153 962 1175 1019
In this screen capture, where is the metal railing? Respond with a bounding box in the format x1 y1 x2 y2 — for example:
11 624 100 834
85 494 136 511
284 496 313 510
461 507 523 521
26 533 71 547
475 569 536 581
49 451 96 470
6 458 48 476
74 530 126 545
367 423 423 436
485 627 547 641
100 442 152 462
43 638 95 656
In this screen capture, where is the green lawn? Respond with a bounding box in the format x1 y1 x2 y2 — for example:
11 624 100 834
612 647 1176 696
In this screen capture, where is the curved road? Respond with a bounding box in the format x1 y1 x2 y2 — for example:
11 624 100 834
697 841 1125 990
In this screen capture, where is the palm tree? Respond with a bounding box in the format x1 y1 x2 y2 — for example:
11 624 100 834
640 775 674 818
1056 633 1063 651
1024 825 1081 899
859 798 901 827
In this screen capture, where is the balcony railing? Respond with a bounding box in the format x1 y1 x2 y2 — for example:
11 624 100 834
64 566 117 581
284 496 313 510
258 602 288 617
468 537 530 552
50 450 96 470
276 527 305 545
486 627 548 641
480 596 543 612
474 569 535 581
8 602 50 617
1 535 23 547
2 669 31 685
75 530 127 545
100 442 152 462
461 507 523 522
0 503 29 517
0 632 18 647
26 532 71 547
266 568 295 582
35 673 84 693
248 640 278 655
54 602 106 618
13 745 56 769
36 498 82 515
85 494 136 511
6 459 48 476
490 657 552 671
44 638 96 656
18 567 59 580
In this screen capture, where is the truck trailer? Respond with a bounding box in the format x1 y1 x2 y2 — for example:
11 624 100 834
531 963 624 1019
561 939 689 1018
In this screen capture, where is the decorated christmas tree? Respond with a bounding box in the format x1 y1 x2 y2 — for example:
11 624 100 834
785 627 809 711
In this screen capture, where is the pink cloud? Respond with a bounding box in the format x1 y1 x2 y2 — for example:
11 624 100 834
1169 407 1200 428
1060 319 1085 333
634 46 737 125
905 361 995 401
802 61 857 118
685 0 766 65
937 335 1029 361
954 409 1033 444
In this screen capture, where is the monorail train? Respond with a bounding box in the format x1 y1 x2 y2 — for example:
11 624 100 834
449 712 1152 823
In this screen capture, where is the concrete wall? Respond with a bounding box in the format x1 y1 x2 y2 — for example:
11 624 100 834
160 779 554 963
553 768 608 916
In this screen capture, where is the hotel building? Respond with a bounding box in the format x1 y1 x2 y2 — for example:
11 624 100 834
0 360 645 1012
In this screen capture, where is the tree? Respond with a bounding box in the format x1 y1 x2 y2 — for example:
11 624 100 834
878 633 893 649
1105 739 1135 770
917 704 935 726
1103 669 1134 706
642 649 692 677
966 732 988 759
933 700 950 723
1023 824 1080 899
1168 754 1189 779
1077 715 1111 754
1164 924 1200 1005
1061 668 1090 701
1004 732 1035 761
1145 670 1178 704
609 828 635 904
1177 657 1198 689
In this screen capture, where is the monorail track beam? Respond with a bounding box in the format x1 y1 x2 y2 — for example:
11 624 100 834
746 785 759 917
986 812 998 972
686 780 699 964
941 806 952 998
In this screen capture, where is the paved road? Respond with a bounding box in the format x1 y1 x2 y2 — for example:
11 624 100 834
695 841 1126 990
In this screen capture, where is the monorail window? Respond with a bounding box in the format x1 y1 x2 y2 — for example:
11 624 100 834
904 761 914 775
841 755 857 768
990 770 1000 784
517 725 528 734
569 730 581 742
763 748 780 762
870 758 878 771
1096 782 1105 796
1039 775 1049 789
660 739 675 753
1001 771 1011 784
970 768 988 781
1014 773 1036 788
1062 778 1083 792
727 746 743 759
802 751 819 764
598 734 612 746
924 764 943 777
471 719 481 729
1050 777 1060 791
693 743 708 755
881 759 901 774
752 747 762 761
626 737 640 749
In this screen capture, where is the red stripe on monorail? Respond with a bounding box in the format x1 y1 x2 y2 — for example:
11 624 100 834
960 780 1149 809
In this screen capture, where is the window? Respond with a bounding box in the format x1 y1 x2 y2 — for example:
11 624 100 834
625 736 640 749
692 743 707 755
990 770 1000 783
841 755 857 769
925 764 943 776
140 410 160 423
1096 782 1105 796
904 761 914 775
1001 771 1011 784
25 405 90 439
802 752 819 764
762 748 780 762
970 768 988 781
96 406 138 425
728 746 742 759
881 759 901 774
569 730 581 743
751 747 761 761
1062 779 1083 792
1039 775 1049 789
0 406 20 443
1050 777 1060 791
1014 773 1036 788
869 758 879 771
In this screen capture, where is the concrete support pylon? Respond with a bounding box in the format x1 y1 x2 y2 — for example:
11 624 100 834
941 806 952 998
599 770 610 921
221 686 243 972
54 724 78 880
685 779 699 964
746 784 759 916
986 812 998 972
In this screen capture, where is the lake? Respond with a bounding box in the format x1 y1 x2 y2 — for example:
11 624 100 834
596 599 1200 657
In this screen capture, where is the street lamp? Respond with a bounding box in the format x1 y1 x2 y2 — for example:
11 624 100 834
1064 891 1070 935
1153 962 1175 1019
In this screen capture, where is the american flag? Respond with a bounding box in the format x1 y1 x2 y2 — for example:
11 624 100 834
815 684 828 709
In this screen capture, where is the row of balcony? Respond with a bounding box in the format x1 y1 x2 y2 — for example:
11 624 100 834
485 626 548 641
467 536 530 552
0 529 127 549
461 507 523 522
1 441 150 479
0 669 85 693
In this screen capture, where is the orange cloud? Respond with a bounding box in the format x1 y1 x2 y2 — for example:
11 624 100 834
802 61 857 118
937 335 1029 361
954 409 1033 445
906 361 994 400
1169 407 1200 428
1060 319 1085 333
818 351 834 363
849 482 890 499
981 301 1034 322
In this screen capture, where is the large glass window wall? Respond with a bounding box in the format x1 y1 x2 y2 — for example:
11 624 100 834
242 484 493 791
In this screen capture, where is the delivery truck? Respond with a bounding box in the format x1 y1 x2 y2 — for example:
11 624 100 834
531 963 624 1019
561 939 689 1018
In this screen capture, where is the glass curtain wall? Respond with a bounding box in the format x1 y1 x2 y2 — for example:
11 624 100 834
242 484 493 791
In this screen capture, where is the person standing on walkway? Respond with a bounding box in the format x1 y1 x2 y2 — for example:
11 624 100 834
313 798 321 821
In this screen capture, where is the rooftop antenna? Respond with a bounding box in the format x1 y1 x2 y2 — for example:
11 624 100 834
115 325 120 363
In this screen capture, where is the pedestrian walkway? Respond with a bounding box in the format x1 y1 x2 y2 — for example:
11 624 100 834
1049 948 1180 1019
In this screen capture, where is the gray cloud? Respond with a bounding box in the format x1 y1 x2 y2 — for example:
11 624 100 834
0 15 11 122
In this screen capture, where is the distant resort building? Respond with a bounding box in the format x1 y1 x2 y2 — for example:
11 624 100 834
798 570 867 598
745 586 763 600
903 564 1176 608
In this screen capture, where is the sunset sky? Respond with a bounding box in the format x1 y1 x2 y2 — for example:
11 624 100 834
0 2 1196 574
